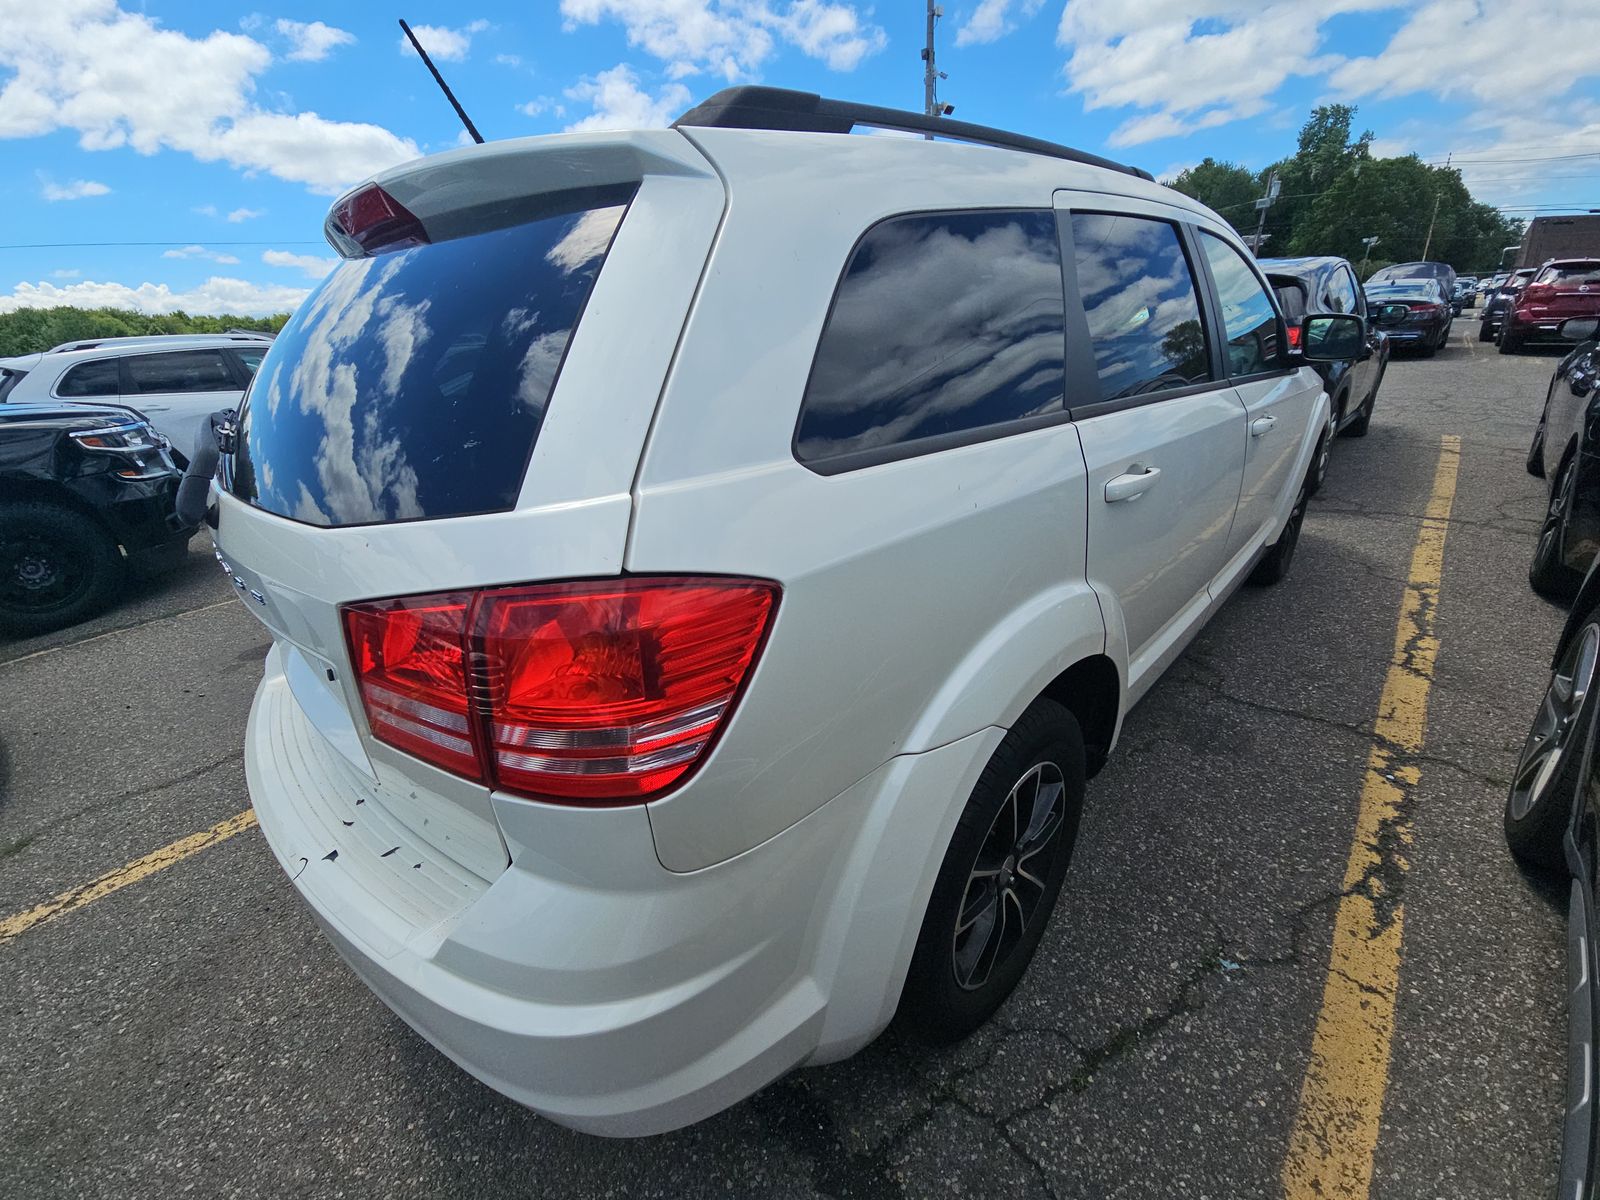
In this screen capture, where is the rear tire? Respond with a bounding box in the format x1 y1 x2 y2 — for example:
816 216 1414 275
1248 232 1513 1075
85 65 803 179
1506 612 1600 871
1500 323 1523 354
1479 322 1494 343
899 699 1085 1044
1343 370 1380 439
1248 467 1312 587
0 501 126 637
1529 413 1548 478
1531 456 1585 603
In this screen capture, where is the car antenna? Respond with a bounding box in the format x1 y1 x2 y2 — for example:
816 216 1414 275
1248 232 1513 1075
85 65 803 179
398 18 484 145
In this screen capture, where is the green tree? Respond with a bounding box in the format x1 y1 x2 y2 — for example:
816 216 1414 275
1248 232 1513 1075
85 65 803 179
1167 159 1261 234
0 307 290 357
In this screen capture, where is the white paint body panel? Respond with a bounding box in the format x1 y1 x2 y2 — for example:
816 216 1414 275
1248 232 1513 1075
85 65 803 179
226 125 1327 1135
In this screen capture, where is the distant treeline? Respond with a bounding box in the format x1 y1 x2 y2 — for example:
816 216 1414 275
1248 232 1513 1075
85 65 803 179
0 307 291 358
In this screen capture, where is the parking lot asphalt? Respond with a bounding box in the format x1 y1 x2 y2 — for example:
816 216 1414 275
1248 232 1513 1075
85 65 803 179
0 324 1575 1199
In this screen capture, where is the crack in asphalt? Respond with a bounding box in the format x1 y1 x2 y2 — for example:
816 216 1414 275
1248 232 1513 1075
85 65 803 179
1168 672 1512 790
0 751 244 860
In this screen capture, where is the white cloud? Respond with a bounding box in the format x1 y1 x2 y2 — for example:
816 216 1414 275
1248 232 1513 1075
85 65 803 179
495 53 523 67
0 2 420 195
1331 1 1597 108
39 177 110 201
517 96 558 118
399 20 489 62
160 244 241 264
559 0 885 79
51 269 81 279
564 64 691 131
193 203 218 217
956 0 1043 47
262 249 338 279
1053 1 1402 147
276 18 355 62
0 276 310 316
227 206 264 222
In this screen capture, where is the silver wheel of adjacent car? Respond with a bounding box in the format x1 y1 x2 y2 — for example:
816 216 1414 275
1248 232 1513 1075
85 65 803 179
1507 617 1600 871
1511 624 1600 823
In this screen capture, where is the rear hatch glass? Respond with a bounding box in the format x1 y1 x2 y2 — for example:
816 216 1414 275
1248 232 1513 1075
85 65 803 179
228 187 633 527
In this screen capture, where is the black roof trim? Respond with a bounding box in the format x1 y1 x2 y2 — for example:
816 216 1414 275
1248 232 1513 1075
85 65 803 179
674 87 1154 182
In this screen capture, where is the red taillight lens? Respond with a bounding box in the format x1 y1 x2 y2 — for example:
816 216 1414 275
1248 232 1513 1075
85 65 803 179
1409 302 1441 315
342 593 479 778
1523 283 1555 303
341 578 779 804
1286 323 1303 349
329 184 429 256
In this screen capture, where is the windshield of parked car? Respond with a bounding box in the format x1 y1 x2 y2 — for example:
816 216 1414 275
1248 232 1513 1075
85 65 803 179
1366 283 1439 303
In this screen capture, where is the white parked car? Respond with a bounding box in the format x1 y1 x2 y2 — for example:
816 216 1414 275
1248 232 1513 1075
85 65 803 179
0 332 272 460
209 88 1355 1136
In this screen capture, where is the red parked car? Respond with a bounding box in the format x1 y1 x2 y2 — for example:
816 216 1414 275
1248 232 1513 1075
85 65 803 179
1501 258 1600 353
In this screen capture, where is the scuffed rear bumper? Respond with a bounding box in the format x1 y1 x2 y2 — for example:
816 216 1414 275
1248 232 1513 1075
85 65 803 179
245 645 1001 1135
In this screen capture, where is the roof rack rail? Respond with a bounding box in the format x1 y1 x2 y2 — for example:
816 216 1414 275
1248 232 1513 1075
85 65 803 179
673 86 1154 182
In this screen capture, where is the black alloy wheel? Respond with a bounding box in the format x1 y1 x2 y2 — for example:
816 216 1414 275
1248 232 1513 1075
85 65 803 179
1507 615 1600 871
1531 456 1585 603
899 699 1085 1043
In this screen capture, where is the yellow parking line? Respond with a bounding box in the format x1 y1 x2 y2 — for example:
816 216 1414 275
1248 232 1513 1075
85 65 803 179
1281 434 1461 1199
0 809 256 945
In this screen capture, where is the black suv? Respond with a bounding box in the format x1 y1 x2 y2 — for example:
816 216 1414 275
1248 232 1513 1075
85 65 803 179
0 401 192 635
1262 255 1390 473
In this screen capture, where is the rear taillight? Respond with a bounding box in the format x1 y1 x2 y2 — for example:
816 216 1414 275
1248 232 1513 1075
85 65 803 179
1286 323 1302 349
327 184 429 257
1523 283 1555 303
341 578 779 805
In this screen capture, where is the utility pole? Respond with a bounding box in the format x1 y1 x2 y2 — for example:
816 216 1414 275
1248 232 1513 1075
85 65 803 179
1421 191 1442 261
922 2 938 120
1251 170 1281 255
1360 236 1380 275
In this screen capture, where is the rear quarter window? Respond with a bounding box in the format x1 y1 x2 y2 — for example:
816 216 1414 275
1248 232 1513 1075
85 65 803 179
55 359 121 398
794 209 1066 467
228 188 633 526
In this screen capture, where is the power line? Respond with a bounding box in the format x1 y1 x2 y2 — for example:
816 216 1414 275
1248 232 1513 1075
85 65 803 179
1423 150 1600 165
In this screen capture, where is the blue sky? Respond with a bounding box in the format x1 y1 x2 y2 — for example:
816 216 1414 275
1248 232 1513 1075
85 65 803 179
3 0 1598 315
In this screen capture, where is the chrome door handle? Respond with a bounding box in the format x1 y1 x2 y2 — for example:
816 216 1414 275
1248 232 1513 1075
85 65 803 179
1105 465 1161 503
1250 415 1277 437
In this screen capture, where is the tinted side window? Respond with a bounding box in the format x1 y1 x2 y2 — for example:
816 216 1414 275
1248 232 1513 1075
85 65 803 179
795 210 1065 464
124 350 235 394
235 348 267 377
56 359 121 397
1070 213 1211 401
1200 233 1281 375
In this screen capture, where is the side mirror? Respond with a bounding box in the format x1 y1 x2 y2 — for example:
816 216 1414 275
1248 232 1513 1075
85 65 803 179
1561 317 1599 342
1297 313 1365 362
1372 302 1409 323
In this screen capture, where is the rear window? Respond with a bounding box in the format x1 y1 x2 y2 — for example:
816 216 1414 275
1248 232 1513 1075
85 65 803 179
228 188 632 526
1538 262 1600 286
1272 279 1308 321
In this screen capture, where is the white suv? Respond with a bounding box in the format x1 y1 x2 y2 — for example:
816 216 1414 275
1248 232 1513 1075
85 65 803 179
0 332 272 459
209 88 1355 1136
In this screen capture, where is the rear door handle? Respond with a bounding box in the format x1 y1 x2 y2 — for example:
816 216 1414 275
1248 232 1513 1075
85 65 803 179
1105 465 1161 503
1250 415 1277 437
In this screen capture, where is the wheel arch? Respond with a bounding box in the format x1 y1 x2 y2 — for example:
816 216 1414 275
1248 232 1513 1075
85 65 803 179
1038 654 1121 778
0 479 121 546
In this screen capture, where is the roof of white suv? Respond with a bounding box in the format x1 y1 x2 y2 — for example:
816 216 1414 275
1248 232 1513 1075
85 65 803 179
0 332 272 375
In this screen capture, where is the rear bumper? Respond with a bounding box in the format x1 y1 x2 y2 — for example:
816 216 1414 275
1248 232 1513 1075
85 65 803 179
245 645 1000 1135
